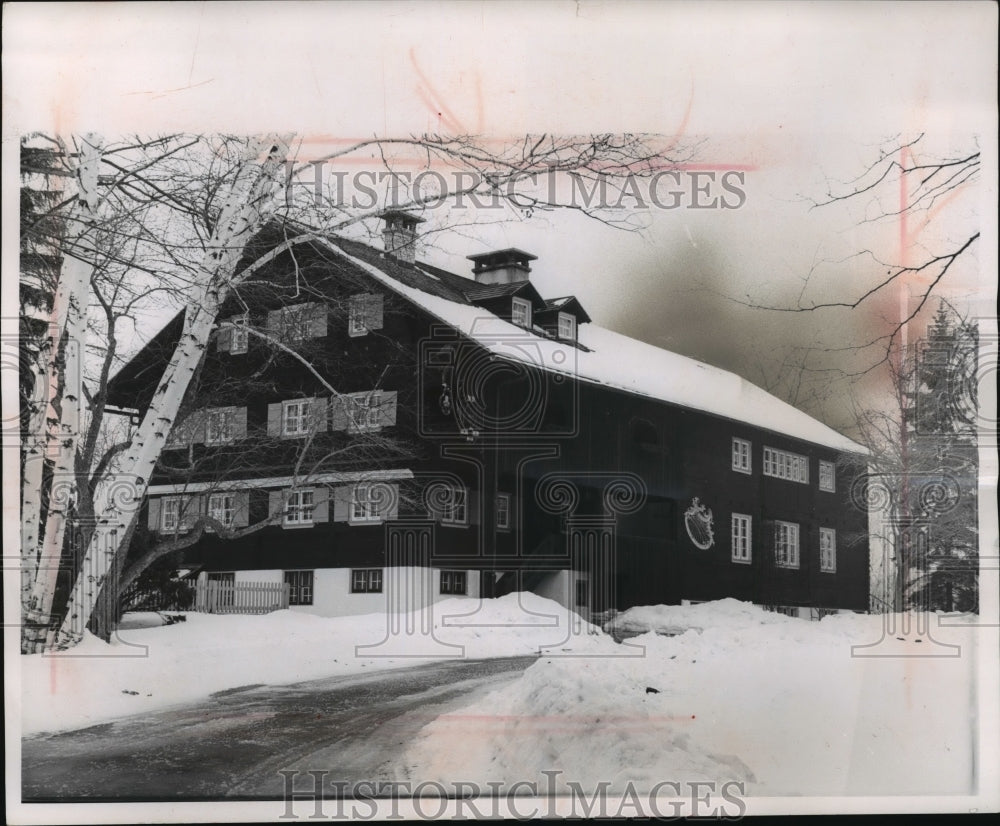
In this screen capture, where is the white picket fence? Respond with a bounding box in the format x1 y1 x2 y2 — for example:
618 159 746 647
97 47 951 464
194 580 289 615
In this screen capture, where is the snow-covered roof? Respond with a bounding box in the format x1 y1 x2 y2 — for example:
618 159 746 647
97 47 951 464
317 239 866 454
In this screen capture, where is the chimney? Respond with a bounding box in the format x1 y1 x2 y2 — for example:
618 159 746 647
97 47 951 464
467 248 538 285
380 210 425 264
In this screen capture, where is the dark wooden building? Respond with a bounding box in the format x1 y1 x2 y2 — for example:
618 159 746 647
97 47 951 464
108 214 869 620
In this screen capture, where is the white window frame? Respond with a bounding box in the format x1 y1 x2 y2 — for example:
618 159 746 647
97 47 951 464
351 483 384 523
774 520 800 568
206 408 235 445
351 392 382 431
351 568 383 593
732 438 752 474
230 316 249 354
820 527 837 573
284 488 315 526
731 513 752 564
207 493 234 530
348 294 367 336
557 312 576 341
441 485 468 525
440 570 467 595
161 497 182 532
282 399 308 436
763 447 809 484
819 460 836 492
496 493 511 530
511 297 532 328
284 569 314 606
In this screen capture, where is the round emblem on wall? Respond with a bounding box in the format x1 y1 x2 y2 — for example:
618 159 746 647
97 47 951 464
684 497 715 549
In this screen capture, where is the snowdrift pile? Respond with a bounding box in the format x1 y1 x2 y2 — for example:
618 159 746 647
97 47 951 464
404 600 979 796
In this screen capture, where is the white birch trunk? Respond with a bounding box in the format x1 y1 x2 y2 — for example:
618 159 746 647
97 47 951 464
54 136 291 649
22 137 102 652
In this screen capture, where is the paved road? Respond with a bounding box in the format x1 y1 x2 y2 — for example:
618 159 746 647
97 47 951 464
22 656 536 801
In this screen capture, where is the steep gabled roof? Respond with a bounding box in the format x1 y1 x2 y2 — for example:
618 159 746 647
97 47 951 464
109 224 864 454
317 238 866 454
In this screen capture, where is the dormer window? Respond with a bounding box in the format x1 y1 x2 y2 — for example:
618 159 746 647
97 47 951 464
511 297 532 328
557 312 576 341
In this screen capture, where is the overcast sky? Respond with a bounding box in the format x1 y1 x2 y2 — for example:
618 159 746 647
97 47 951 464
3 1 996 437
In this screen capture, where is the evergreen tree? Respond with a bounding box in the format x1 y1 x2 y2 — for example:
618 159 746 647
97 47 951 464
902 302 979 613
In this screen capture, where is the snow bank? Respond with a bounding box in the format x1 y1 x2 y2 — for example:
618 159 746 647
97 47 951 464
19 593 587 736
405 601 980 796
604 597 794 637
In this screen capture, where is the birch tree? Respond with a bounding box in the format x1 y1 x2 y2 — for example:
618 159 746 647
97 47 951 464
21 136 103 651
20 132 699 650
51 137 293 649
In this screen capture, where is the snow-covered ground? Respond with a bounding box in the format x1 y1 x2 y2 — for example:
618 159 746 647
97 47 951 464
19 596 986 799
19 593 585 736
403 599 983 797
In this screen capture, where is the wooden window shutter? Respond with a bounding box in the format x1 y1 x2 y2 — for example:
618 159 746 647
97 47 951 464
312 487 330 522
268 490 285 520
188 410 208 445
266 308 283 338
379 391 397 427
179 495 202 530
267 402 282 437
217 324 232 352
147 498 162 531
232 406 248 440
232 491 250 528
167 411 200 447
330 396 350 431
308 397 327 432
332 485 351 522
308 304 328 338
366 294 384 331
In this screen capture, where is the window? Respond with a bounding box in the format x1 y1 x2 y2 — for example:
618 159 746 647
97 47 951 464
439 485 467 525
496 493 511 530
283 400 307 436
819 461 836 492
206 408 235 445
348 294 367 336
351 392 382 431
207 493 234 529
774 521 800 568
284 489 315 526
230 316 248 354
271 302 325 342
732 438 752 474
351 483 386 522
763 447 809 483
284 570 314 606
557 312 576 341
440 570 467 595
731 513 752 563
161 497 181 532
764 604 798 618
347 293 383 337
351 568 383 593
820 528 837 573
511 297 532 328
